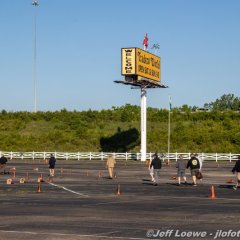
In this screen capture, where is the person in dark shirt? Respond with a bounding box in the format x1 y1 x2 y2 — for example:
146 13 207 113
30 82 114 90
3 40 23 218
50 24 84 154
0 155 8 174
150 152 162 186
187 153 200 186
232 155 240 190
49 154 56 177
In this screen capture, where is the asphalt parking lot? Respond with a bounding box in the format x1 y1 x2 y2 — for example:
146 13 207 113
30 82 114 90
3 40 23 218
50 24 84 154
0 159 239 240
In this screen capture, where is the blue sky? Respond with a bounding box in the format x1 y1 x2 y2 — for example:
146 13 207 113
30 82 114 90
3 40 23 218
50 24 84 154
1 0 240 112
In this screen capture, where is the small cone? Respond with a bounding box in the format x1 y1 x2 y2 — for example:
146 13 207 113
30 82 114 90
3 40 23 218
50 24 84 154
19 178 26 184
38 174 44 183
6 178 13 185
210 185 216 199
116 184 121 196
226 179 233 184
98 170 102 178
37 182 42 193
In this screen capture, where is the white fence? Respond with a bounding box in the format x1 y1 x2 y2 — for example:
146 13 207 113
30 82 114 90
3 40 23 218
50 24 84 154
0 151 239 162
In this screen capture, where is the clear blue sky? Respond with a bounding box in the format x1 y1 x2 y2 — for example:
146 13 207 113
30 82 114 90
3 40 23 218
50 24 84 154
1 0 240 112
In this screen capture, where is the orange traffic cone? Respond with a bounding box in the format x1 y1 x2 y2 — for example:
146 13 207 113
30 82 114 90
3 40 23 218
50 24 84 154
116 184 121 196
226 179 233 184
210 185 216 199
37 182 42 193
38 174 43 183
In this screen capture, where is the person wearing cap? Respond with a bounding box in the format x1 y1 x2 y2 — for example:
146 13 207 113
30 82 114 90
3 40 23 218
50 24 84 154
232 156 240 190
106 154 116 179
150 152 162 186
49 154 56 177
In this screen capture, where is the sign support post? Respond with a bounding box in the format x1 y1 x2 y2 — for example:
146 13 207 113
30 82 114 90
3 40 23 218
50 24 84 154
141 87 147 161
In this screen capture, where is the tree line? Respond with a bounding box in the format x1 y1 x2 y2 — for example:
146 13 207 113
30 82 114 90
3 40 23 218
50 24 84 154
0 94 240 153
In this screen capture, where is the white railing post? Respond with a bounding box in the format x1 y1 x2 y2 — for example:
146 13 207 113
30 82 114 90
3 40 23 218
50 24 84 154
89 152 92 160
101 152 103 161
230 152 232 162
216 153 218 162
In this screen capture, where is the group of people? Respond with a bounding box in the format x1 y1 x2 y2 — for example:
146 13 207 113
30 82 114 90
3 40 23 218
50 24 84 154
0 152 239 190
149 152 240 190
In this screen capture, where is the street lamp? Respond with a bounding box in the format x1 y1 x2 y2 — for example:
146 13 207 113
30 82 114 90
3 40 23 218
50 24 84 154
32 0 39 112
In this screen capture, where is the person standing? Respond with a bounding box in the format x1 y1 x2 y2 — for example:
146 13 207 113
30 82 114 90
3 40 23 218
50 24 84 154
49 154 56 177
0 154 8 174
187 153 200 186
175 155 187 185
232 156 240 190
150 152 162 186
106 154 116 179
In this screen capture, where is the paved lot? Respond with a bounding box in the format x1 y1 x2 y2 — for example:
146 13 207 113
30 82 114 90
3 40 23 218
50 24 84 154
0 159 239 240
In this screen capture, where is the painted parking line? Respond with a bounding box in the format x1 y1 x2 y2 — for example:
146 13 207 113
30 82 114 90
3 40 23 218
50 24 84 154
47 182 89 197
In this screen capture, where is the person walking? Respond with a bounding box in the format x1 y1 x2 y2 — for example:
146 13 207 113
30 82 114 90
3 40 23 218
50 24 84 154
187 153 200 186
106 154 116 179
175 155 187 185
195 153 203 182
49 154 56 177
150 152 162 186
148 155 155 182
232 155 240 190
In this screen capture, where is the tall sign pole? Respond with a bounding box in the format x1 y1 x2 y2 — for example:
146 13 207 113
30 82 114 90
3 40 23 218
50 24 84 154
32 0 39 113
141 88 147 161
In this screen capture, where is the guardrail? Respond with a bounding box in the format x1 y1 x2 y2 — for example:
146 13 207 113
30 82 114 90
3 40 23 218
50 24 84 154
0 151 239 162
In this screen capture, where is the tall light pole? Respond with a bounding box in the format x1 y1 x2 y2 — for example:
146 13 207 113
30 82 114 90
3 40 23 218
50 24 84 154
32 0 39 112
167 96 171 164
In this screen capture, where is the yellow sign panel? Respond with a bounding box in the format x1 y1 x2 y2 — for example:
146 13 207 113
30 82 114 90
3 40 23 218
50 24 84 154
121 48 136 75
121 48 161 82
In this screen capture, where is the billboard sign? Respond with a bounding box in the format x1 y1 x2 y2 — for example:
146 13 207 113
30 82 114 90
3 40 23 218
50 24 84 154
121 47 161 82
